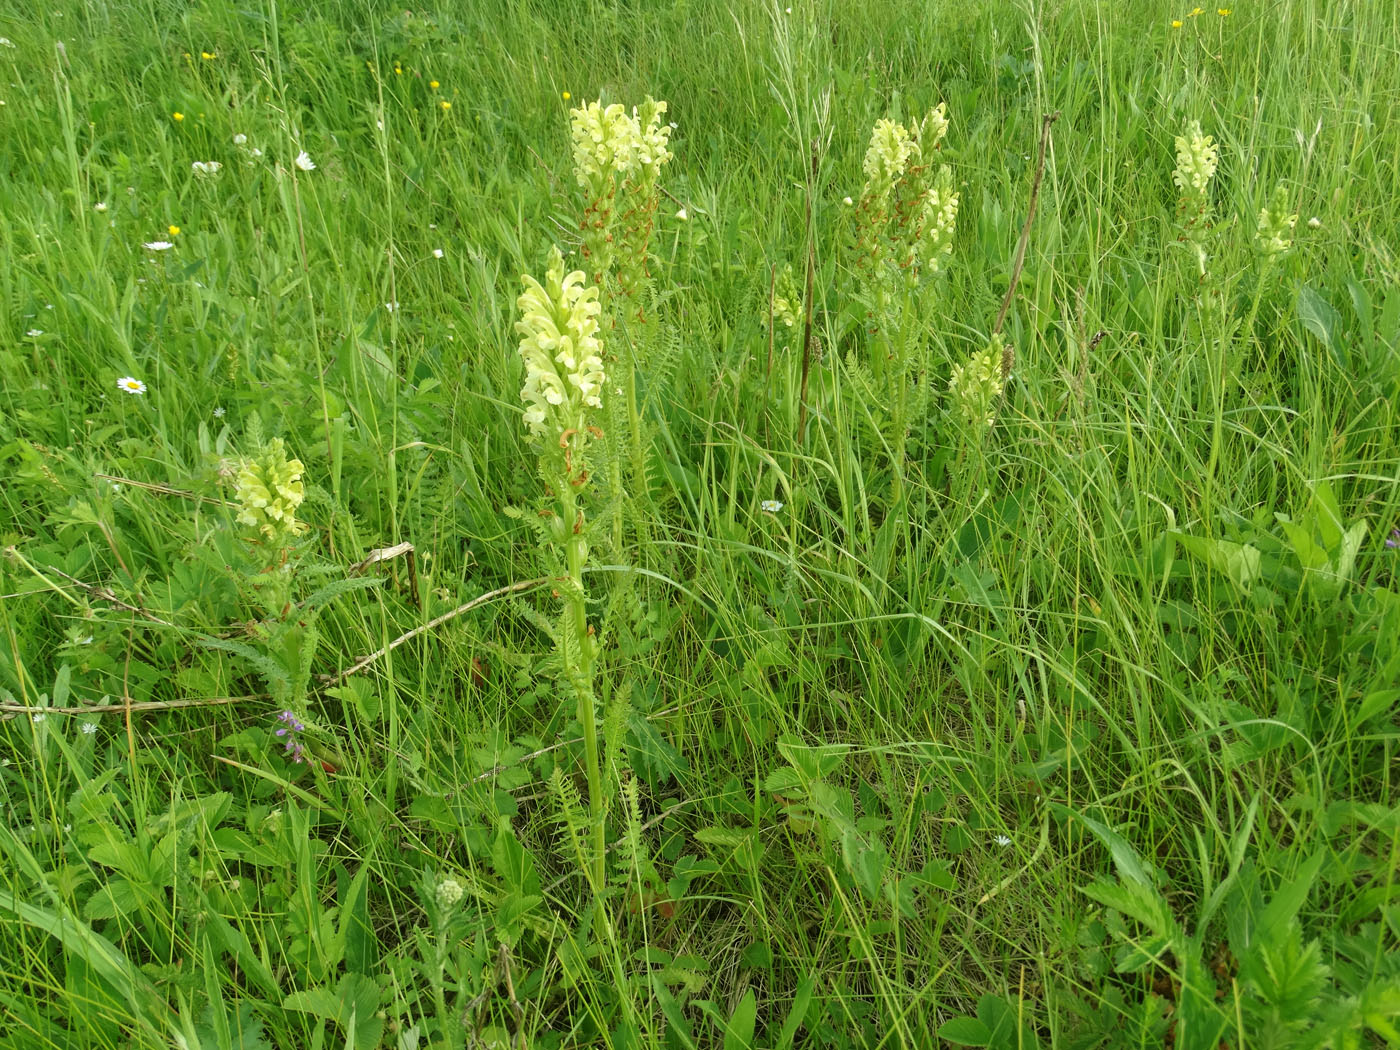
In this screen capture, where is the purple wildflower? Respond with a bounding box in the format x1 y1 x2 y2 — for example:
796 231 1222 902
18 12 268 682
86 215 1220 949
1388 528 1400 550
274 709 306 763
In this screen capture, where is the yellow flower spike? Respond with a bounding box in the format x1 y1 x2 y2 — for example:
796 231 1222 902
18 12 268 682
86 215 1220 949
173 111 184 121
168 225 181 236
429 80 439 90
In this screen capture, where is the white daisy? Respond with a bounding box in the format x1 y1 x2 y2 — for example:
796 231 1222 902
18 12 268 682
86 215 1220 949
994 834 1012 847
94 201 108 212
26 329 42 337
432 248 444 259
191 160 222 176
213 406 225 418
81 721 98 735
143 240 174 251
1307 217 1321 229
294 150 316 171
233 133 247 145
760 499 784 513
116 376 147 395
31 713 46 724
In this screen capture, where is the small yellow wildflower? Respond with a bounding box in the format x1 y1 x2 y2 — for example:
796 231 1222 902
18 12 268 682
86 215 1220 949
440 100 451 111
1171 19 1183 27
1188 6 1203 14
168 224 181 236
201 51 215 60
429 80 439 90
394 65 402 75
1217 7 1231 13
562 91 571 100
173 111 184 121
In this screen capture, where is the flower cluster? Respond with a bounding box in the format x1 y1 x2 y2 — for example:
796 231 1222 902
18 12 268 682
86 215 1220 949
515 246 606 443
767 264 802 332
434 877 464 910
1173 120 1219 203
569 98 674 291
861 119 915 205
853 104 959 312
274 709 306 763
1255 182 1297 255
234 438 309 540
917 165 960 274
949 333 1010 429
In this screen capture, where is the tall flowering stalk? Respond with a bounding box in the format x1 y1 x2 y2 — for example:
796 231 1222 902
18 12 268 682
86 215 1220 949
514 245 609 897
227 437 324 769
570 96 675 556
848 105 960 502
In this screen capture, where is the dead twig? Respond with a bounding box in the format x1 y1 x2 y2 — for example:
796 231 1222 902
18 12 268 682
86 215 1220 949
321 577 549 686
94 473 228 506
1 694 262 719
993 111 1059 348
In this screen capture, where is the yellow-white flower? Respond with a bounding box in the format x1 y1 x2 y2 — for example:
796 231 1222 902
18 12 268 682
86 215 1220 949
117 376 147 395
862 119 914 201
294 150 316 172
917 166 959 273
949 334 1008 428
234 438 308 539
1255 182 1297 255
515 246 606 440
1173 120 1219 198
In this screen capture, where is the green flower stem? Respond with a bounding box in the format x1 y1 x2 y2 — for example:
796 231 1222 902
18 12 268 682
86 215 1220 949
557 483 607 900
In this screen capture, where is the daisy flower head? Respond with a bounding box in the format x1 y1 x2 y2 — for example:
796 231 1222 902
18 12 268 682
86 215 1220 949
191 160 222 176
432 248 444 258
233 133 247 145
760 499 784 513
143 240 174 251
26 329 43 338
213 406 226 418
994 834 1012 847
117 376 147 395
294 150 315 172
81 721 98 735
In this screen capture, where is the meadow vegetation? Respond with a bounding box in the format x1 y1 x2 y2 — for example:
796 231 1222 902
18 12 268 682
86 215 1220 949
2 0 1399 1047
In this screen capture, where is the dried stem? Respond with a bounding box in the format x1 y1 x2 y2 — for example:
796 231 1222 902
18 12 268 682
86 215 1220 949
993 111 1059 339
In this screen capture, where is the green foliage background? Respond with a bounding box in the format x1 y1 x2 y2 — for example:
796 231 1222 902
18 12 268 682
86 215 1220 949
1 0 1398 1046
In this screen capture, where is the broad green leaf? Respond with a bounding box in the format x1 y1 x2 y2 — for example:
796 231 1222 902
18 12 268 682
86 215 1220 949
722 989 757 1050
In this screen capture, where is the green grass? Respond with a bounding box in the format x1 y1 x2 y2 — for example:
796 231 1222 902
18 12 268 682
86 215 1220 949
2 0 1399 1047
